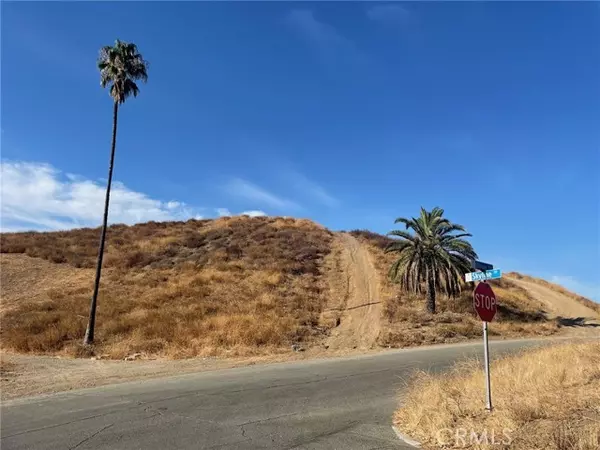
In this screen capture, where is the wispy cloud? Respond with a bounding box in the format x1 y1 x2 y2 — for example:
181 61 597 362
8 12 94 80
367 4 412 26
285 9 365 65
224 178 300 211
216 208 232 217
286 9 349 47
287 172 339 208
550 275 600 302
0 161 202 232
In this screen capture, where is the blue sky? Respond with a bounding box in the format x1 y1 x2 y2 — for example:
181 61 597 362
1 2 599 299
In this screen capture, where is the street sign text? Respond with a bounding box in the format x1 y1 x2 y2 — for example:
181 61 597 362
465 269 502 282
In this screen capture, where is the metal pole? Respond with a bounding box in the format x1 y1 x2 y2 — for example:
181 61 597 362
483 321 493 411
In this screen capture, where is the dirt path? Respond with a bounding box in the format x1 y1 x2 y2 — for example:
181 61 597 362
325 234 382 350
509 277 600 336
509 277 598 319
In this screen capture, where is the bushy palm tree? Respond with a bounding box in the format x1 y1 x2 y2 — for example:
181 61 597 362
84 40 148 345
385 207 477 314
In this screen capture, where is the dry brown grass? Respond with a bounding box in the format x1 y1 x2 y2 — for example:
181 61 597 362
394 342 600 449
1 217 333 358
508 272 600 314
350 231 560 347
1 222 586 360
0 354 18 378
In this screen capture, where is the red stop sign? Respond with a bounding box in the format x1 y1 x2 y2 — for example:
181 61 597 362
473 282 497 322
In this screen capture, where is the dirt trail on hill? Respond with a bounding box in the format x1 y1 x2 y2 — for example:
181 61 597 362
509 277 598 318
325 234 382 350
508 276 600 335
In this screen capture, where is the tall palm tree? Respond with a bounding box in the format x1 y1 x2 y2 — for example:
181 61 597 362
84 40 148 345
385 207 477 314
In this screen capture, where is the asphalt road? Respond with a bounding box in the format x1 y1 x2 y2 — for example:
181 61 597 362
1 339 546 450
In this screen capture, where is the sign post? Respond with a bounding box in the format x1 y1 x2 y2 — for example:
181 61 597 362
482 320 492 411
473 281 497 411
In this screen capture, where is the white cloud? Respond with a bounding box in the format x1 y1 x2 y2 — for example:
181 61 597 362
288 172 339 208
367 4 411 26
216 208 232 217
0 161 202 232
215 208 266 218
224 178 300 211
240 210 267 217
166 201 182 210
550 275 600 302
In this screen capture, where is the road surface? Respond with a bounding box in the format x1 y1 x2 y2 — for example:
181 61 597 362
1 339 547 450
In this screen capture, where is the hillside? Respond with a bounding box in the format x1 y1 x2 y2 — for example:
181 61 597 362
1 217 333 358
350 230 600 347
1 217 598 359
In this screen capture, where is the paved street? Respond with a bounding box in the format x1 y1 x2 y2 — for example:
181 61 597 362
1 339 544 450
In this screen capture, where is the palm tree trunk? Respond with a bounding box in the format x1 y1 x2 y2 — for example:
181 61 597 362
84 100 119 345
426 274 436 314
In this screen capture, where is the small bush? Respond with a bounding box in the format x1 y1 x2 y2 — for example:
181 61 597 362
348 229 393 249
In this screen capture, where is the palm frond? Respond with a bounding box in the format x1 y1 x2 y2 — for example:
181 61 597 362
410 216 429 239
387 230 416 242
437 224 467 237
440 232 472 242
387 206 477 311
98 39 148 103
393 217 414 230
384 240 411 254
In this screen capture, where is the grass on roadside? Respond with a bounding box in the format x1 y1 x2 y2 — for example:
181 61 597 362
394 342 600 449
0 355 17 377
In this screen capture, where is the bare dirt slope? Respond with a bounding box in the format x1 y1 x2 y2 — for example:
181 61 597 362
325 234 382 350
508 277 598 319
508 276 600 335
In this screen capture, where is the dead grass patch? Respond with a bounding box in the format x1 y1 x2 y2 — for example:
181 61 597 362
394 342 600 449
0 355 18 378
